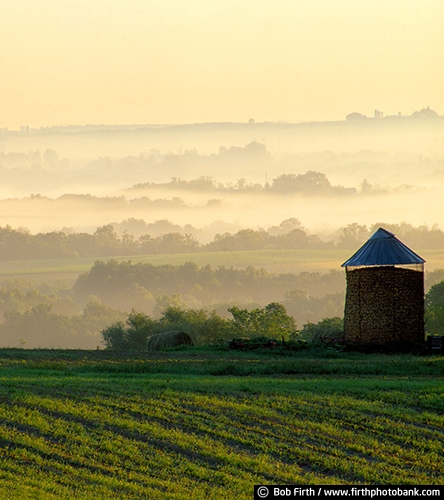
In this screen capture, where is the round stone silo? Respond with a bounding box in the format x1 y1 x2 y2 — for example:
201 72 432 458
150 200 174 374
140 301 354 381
342 228 425 345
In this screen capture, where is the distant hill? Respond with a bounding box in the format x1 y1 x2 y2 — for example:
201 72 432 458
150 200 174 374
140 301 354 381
5 107 442 136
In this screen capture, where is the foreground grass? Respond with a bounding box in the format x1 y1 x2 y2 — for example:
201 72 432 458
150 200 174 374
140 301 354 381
0 349 443 499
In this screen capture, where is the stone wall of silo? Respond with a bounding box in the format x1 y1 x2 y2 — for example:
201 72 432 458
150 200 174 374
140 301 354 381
393 267 425 343
344 266 424 345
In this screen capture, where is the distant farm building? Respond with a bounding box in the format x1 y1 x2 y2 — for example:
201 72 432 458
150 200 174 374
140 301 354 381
342 228 425 345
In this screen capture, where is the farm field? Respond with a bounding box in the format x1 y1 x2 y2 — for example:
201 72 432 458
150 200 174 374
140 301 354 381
1 249 444 284
0 349 443 499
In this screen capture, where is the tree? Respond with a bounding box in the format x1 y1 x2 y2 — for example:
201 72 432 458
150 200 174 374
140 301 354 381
299 317 343 343
263 302 297 339
158 233 199 253
426 269 444 290
267 218 302 236
233 229 268 250
271 171 331 194
188 175 217 191
360 179 373 194
425 281 444 336
280 229 310 249
346 112 367 121
410 107 439 119
101 309 155 350
228 302 297 340
425 307 444 337
153 294 185 318
0 304 75 348
101 321 128 350
337 223 369 249
93 225 121 255
156 306 231 344
125 310 155 349
43 149 59 168
425 281 444 309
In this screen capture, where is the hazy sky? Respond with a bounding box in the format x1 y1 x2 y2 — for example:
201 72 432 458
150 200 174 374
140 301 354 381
1 0 443 128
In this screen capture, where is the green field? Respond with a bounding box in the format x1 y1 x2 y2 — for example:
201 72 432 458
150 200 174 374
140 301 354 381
0 349 443 499
1 249 444 284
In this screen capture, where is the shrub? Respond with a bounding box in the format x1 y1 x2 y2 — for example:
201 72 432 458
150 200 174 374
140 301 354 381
101 309 155 350
228 302 297 340
425 280 444 336
299 317 344 344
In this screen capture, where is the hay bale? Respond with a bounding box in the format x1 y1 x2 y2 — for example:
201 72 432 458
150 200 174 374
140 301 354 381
344 266 424 345
147 331 194 351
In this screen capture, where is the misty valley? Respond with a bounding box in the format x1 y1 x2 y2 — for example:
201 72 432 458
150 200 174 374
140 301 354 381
3 4 444 494
0 118 443 349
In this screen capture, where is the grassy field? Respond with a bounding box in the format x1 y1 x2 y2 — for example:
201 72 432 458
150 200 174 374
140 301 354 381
0 348 442 499
1 249 444 284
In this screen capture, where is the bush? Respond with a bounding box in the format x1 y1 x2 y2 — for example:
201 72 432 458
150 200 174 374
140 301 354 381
425 281 444 336
299 317 344 344
101 302 301 349
102 307 233 349
102 309 155 350
228 302 298 340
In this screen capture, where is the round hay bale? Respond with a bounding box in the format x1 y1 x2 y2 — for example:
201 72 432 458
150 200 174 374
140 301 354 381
147 330 194 351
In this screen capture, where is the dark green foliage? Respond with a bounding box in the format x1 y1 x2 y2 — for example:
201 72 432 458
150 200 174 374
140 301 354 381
158 306 233 345
228 302 297 340
102 306 233 349
425 281 444 336
425 281 444 309
299 317 344 343
102 309 155 350
102 303 297 349
100 321 128 350
425 307 444 337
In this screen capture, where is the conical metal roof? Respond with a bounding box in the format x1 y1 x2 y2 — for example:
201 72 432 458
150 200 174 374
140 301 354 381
341 227 425 267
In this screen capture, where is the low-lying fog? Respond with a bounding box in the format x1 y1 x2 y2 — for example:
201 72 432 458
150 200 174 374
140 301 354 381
0 119 443 238
1 189 443 243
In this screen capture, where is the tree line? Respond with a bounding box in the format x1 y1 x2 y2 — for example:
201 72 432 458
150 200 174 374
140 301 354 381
72 260 346 315
133 169 355 196
101 303 300 350
0 261 443 349
0 261 346 348
425 280 444 339
1 220 444 261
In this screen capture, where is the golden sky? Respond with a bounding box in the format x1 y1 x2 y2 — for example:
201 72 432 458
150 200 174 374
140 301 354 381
1 0 443 128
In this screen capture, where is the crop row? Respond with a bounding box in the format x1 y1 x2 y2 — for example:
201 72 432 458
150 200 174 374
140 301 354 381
0 361 442 498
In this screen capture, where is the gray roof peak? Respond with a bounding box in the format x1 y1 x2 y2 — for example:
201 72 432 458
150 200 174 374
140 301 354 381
369 227 394 240
341 227 425 267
